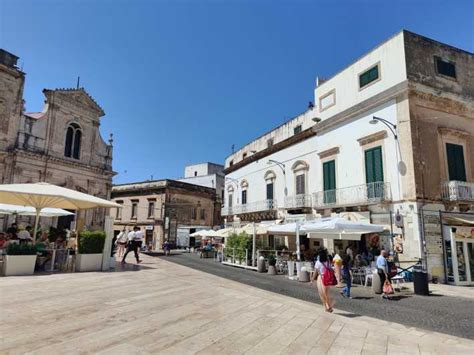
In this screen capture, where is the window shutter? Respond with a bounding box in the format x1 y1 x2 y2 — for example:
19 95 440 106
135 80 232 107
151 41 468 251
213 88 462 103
296 174 305 195
365 147 383 183
323 160 336 191
446 143 467 181
241 190 247 205
266 183 274 200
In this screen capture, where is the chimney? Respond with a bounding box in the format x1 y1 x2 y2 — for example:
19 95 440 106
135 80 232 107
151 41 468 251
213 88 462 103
0 49 19 68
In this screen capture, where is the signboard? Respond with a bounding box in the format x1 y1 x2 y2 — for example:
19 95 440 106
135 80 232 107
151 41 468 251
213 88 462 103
145 225 154 230
424 213 443 255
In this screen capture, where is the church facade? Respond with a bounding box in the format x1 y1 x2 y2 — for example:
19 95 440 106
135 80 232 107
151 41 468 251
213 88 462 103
0 49 115 230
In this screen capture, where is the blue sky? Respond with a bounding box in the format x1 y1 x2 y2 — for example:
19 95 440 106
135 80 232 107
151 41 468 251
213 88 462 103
1 0 473 184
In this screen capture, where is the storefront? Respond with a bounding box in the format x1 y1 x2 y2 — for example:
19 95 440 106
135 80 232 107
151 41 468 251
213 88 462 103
443 225 474 285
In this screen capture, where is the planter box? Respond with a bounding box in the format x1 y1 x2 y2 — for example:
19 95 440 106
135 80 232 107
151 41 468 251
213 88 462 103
4 255 37 276
76 254 103 272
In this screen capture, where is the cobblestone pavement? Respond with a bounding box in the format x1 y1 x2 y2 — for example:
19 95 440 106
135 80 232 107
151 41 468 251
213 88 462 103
158 252 474 340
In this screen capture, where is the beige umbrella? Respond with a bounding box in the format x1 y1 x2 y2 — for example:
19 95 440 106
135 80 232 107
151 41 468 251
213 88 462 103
0 182 122 241
0 203 74 217
215 227 235 238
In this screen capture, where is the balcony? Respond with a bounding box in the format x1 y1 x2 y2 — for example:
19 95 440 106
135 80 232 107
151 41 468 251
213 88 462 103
441 181 474 202
313 182 392 209
222 199 277 216
284 194 312 209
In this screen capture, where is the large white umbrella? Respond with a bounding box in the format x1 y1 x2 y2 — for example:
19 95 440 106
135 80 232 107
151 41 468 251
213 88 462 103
0 183 122 241
0 203 74 217
302 217 385 240
215 227 235 238
190 229 219 238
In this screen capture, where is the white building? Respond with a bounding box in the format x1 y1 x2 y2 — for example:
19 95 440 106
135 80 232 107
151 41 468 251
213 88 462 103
178 162 225 203
222 30 474 283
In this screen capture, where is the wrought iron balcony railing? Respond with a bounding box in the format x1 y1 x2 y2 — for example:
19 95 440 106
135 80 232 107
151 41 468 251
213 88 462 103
441 181 474 202
313 182 392 208
221 199 277 216
284 194 312 209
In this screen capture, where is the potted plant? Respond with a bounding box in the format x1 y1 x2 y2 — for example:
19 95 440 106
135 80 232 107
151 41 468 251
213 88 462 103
3 243 37 276
267 254 277 275
76 231 106 272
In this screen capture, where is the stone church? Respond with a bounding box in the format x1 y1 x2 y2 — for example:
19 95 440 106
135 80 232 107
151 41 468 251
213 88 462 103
0 49 115 230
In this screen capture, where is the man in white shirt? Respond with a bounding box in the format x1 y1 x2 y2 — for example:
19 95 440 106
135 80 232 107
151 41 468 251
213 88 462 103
17 225 32 242
121 227 142 264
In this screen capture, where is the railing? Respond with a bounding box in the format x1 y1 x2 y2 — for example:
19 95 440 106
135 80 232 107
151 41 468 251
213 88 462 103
284 194 312 209
222 199 277 216
222 247 253 268
221 205 233 216
441 181 474 202
313 182 392 208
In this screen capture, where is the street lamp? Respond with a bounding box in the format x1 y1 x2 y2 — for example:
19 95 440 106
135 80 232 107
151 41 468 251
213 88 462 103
267 159 286 175
369 116 397 139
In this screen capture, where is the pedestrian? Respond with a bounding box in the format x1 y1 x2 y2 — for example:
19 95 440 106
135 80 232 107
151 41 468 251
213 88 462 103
345 244 353 260
310 249 335 313
135 227 144 256
341 255 352 298
121 226 142 264
377 249 391 299
333 252 343 287
115 228 128 258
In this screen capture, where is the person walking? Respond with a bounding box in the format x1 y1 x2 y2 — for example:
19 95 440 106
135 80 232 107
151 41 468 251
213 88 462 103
341 255 353 299
333 252 343 287
115 228 128 258
134 227 144 256
377 249 390 299
311 249 335 313
121 227 142 264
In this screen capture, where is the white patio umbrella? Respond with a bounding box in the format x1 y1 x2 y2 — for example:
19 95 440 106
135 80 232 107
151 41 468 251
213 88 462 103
0 203 74 217
189 229 219 238
0 183 122 241
302 217 385 240
215 227 235 238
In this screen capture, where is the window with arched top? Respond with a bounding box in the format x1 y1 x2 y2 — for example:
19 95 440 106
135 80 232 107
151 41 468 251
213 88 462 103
264 170 276 200
240 180 248 205
64 123 82 159
291 160 309 195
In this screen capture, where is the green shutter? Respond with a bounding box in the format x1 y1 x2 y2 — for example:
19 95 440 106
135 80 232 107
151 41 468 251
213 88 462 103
323 160 336 204
446 143 467 181
365 147 383 183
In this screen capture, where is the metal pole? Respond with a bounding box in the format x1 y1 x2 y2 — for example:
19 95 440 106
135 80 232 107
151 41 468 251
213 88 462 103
296 221 301 261
32 208 40 242
252 222 256 266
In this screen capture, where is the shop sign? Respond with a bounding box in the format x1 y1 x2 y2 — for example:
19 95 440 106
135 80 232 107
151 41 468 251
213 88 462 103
454 227 474 239
145 225 154 230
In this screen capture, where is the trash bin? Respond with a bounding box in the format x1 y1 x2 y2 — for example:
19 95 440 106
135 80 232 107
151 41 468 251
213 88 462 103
257 256 266 273
413 270 429 296
372 270 382 294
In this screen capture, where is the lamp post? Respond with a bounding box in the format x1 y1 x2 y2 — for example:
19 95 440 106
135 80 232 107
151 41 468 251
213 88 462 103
369 116 397 139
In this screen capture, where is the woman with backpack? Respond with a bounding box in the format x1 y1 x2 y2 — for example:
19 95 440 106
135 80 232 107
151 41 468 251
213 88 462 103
311 249 336 313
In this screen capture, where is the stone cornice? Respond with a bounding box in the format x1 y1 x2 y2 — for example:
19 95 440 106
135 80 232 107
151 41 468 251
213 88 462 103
12 149 116 176
318 146 340 159
357 130 388 146
223 128 316 175
314 80 409 135
438 127 473 138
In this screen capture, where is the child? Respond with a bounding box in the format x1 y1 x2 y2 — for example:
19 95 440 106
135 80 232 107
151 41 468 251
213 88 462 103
341 255 352 299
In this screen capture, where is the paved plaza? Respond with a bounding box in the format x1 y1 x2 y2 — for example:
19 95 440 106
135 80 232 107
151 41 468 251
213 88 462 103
1 254 473 354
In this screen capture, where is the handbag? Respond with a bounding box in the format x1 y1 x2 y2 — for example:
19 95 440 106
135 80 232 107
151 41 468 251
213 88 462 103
322 262 338 286
383 280 394 294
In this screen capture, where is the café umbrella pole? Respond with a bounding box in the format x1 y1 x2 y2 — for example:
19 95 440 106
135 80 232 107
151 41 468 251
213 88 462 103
296 221 301 261
32 208 41 242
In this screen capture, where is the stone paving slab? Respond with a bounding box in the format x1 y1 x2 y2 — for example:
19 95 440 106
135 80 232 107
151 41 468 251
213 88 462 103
0 254 473 354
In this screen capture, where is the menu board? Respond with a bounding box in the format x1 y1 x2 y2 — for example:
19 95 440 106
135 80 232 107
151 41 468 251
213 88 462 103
424 214 443 255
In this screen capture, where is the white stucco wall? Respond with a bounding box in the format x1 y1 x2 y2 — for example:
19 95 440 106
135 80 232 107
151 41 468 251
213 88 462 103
315 31 407 120
225 100 401 208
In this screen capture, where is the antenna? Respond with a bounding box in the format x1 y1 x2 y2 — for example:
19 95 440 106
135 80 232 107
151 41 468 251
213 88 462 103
231 144 235 153
76 76 80 89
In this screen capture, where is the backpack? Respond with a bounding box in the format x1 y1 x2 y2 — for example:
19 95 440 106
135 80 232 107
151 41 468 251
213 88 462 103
322 262 337 286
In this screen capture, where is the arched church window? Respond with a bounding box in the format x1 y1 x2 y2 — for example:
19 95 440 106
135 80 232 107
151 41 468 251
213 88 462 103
64 123 82 159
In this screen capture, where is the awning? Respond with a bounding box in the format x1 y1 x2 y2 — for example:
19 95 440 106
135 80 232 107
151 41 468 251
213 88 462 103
302 217 385 240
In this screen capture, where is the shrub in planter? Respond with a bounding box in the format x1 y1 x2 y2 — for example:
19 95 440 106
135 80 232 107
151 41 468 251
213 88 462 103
6 243 37 255
267 254 277 275
78 231 106 254
76 231 106 272
4 243 38 276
